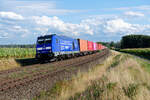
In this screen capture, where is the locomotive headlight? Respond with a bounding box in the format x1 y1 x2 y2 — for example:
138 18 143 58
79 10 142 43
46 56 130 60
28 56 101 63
37 48 42 50
46 47 51 49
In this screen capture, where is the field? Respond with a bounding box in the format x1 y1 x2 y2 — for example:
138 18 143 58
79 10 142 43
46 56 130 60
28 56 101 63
34 51 150 100
0 48 36 71
120 48 150 59
0 48 36 58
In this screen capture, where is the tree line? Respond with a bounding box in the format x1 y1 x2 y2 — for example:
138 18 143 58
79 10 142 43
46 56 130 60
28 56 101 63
99 34 150 49
121 35 150 49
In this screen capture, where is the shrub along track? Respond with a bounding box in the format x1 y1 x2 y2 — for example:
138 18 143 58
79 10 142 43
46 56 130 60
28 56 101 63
0 49 110 100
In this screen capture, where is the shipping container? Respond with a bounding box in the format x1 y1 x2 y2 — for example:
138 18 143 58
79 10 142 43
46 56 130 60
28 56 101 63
87 41 94 51
99 44 102 50
96 43 99 50
101 45 106 49
98 44 100 50
78 39 88 52
97 43 102 50
93 43 97 50
101 45 103 49
52 35 80 52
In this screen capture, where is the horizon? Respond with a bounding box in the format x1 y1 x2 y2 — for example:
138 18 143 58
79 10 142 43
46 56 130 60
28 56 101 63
0 0 150 44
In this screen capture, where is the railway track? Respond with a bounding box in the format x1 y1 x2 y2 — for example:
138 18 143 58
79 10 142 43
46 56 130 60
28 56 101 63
0 50 108 81
0 50 105 76
0 49 110 100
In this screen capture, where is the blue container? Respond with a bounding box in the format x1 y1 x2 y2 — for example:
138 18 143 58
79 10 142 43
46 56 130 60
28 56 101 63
36 34 80 59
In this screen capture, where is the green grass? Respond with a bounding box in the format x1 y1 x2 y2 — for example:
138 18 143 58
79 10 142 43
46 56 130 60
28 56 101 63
0 48 36 58
123 83 139 99
120 48 150 59
135 57 150 73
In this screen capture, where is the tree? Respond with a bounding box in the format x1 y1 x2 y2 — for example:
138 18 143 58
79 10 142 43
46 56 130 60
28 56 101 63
121 34 150 49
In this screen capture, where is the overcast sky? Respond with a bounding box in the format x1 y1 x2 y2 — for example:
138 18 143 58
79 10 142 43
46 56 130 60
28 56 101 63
0 0 150 44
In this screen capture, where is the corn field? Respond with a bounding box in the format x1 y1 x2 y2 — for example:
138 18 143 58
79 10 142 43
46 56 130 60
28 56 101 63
0 48 36 58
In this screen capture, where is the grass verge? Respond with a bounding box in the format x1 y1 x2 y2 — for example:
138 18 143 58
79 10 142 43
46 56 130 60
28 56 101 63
0 58 20 71
33 51 119 100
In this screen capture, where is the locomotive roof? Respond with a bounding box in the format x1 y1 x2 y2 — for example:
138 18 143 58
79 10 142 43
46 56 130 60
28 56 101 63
38 34 77 41
38 34 54 39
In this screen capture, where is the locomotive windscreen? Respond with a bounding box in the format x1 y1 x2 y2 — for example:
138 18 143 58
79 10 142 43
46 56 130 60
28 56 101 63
37 35 51 44
37 37 44 45
45 38 51 44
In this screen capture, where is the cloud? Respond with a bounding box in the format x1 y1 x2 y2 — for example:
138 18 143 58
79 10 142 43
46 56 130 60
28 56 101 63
0 23 29 39
0 31 8 38
114 5 150 11
0 12 24 20
32 16 94 36
104 18 150 36
104 19 132 34
34 27 49 35
13 25 22 29
16 2 56 9
1 12 150 44
124 11 144 17
12 25 29 33
136 5 150 10
17 3 84 15
1 0 85 16
32 15 150 38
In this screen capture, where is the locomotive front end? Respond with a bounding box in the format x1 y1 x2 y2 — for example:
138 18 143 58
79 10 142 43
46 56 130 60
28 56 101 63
36 35 54 60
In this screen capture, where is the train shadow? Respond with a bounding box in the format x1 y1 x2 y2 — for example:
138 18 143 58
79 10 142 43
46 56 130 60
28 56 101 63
15 58 40 67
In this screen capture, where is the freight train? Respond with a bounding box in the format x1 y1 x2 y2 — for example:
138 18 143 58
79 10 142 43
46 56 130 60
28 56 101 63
36 34 106 60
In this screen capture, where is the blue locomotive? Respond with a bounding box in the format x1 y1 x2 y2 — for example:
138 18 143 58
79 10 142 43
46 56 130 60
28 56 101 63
36 34 80 60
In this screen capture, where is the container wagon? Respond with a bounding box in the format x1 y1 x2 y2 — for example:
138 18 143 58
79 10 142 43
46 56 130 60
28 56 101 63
87 41 94 54
78 39 88 55
96 43 99 50
101 45 106 50
97 44 101 50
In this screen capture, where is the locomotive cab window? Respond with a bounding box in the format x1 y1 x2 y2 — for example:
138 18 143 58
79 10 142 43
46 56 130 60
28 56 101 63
45 38 51 44
37 38 44 45
37 36 52 44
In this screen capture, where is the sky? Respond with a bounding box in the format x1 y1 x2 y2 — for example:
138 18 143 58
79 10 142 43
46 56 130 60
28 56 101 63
0 0 150 44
